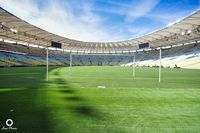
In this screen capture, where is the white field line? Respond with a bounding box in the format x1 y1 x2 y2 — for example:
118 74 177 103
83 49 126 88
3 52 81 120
97 86 106 88
0 73 40 76
68 75 198 79
68 76 158 79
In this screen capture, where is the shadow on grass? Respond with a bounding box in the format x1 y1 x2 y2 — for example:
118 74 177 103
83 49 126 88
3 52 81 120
65 96 83 101
0 66 104 132
0 66 58 133
53 71 59 76
54 78 66 85
70 105 103 119
0 67 58 89
59 89 76 94
53 78 104 120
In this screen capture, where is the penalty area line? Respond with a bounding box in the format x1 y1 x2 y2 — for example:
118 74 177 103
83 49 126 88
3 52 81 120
0 73 40 76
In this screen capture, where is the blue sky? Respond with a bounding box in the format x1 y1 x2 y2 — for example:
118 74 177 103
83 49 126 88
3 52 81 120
0 0 199 42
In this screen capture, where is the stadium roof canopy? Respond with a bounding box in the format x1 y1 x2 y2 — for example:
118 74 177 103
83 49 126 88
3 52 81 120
0 7 200 54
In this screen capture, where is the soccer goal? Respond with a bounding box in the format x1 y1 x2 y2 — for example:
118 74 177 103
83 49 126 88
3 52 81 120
66 53 136 78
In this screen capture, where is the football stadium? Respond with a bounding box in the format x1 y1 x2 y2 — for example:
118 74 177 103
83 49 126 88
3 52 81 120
0 1 200 133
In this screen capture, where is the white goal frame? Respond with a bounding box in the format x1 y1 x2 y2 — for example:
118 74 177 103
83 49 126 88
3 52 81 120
67 53 136 78
45 50 162 83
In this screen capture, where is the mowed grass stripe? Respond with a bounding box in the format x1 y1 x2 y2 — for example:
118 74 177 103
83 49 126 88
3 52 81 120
0 66 200 133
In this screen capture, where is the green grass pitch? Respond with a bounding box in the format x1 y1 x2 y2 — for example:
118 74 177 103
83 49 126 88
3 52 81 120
0 66 200 133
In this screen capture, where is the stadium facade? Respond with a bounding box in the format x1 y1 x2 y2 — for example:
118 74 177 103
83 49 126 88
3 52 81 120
0 6 200 133
0 7 199 70
0 7 199 53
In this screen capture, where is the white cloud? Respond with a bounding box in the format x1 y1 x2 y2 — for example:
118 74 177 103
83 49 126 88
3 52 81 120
127 26 152 38
0 0 40 19
126 0 160 21
0 0 198 42
91 0 160 21
147 9 199 28
0 0 124 42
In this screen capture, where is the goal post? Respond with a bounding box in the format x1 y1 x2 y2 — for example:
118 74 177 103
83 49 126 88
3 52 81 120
132 53 136 78
46 47 49 81
67 53 136 78
70 53 72 77
159 48 162 83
